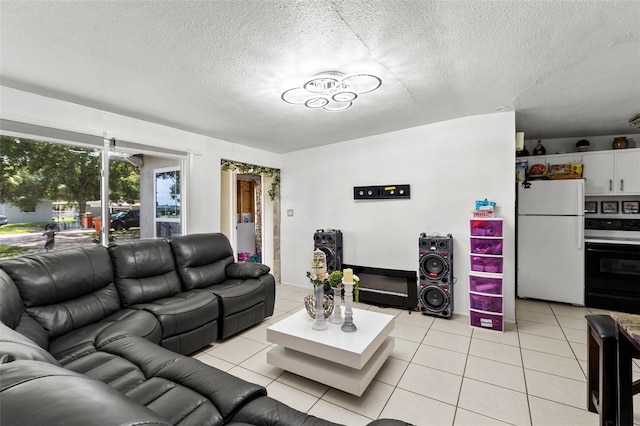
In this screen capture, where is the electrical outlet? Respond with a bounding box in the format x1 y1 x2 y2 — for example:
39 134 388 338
287 209 294 217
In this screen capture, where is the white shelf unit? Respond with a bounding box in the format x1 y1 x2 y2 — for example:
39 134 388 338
469 218 504 332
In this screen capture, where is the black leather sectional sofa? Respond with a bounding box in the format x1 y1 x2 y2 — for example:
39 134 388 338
0 233 409 426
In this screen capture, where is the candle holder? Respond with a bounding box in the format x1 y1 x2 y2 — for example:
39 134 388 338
330 285 343 324
312 284 328 330
341 280 357 332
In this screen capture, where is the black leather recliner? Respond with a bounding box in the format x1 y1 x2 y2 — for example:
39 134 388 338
170 233 276 339
108 238 220 354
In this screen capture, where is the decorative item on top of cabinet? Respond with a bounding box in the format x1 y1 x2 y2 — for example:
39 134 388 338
469 218 504 332
612 136 629 150
576 139 590 152
533 140 546 155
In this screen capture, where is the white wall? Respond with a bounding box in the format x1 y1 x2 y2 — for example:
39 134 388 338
281 112 516 321
0 86 281 238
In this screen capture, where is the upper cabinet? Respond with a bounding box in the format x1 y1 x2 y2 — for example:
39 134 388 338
582 149 640 195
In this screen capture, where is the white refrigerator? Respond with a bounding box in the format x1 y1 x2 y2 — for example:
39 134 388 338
517 179 585 305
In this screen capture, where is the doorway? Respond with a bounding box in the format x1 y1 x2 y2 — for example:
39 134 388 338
220 160 280 283
236 174 262 262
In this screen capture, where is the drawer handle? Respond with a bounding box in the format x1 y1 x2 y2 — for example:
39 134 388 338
621 179 624 191
609 179 613 191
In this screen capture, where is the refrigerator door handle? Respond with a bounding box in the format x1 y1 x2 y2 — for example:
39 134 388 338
577 216 584 250
577 181 583 210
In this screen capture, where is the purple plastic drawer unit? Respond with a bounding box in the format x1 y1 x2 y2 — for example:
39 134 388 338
470 310 504 331
470 238 503 255
470 255 503 273
470 219 503 237
469 274 502 294
469 293 503 313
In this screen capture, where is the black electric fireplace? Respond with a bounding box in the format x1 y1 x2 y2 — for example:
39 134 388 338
343 264 418 310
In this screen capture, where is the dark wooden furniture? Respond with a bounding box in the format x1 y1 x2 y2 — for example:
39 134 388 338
586 314 618 425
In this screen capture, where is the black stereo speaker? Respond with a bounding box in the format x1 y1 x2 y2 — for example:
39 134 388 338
313 229 343 273
418 233 454 318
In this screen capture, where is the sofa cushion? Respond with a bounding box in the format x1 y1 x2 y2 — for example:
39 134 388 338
14 312 50 349
204 279 265 316
0 360 170 426
132 290 219 338
109 239 182 306
170 233 236 290
63 349 147 393
48 308 162 364
127 377 224 426
0 246 119 338
98 335 266 424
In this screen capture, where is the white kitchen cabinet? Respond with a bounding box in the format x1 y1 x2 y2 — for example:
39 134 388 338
582 149 640 195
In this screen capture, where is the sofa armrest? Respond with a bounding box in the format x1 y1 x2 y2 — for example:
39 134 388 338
0 322 59 365
226 262 270 279
0 360 170 426
158 356 267 420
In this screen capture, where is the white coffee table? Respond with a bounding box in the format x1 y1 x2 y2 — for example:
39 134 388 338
266 307 395 396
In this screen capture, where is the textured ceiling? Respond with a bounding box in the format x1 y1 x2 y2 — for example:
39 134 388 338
1 0 639 153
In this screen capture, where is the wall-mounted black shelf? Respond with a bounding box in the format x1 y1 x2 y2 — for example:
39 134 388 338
353 184 410 200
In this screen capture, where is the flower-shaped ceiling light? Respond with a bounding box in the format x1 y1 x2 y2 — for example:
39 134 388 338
281 71 382 112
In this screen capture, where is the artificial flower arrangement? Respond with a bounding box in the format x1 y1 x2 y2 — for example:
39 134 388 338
306 270 328 287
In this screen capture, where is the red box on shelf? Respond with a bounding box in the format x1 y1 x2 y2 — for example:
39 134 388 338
470 293 503 313
470 255 503 273
470 219 503 237
470 310 504 331
469 274 503 294
470 238 503 255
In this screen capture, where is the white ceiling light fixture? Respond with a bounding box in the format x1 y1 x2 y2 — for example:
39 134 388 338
281 71 382 112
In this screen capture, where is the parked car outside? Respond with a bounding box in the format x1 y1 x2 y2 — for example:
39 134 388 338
0 215 8 226
110 210 140 231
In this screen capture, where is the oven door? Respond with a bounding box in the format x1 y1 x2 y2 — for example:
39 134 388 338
585 243 640 313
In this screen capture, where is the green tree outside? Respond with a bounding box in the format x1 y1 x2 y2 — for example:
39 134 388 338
1 135 139 215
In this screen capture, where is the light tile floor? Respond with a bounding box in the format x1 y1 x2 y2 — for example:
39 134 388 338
192 285 640 426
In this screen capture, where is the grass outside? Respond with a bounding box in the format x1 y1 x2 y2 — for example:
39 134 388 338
0 222 50 234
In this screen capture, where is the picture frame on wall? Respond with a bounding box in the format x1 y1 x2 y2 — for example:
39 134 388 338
622 201 640 214
601 201 619 214
584 201 597 214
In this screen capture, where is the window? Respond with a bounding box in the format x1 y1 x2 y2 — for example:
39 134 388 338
154 167 181 238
